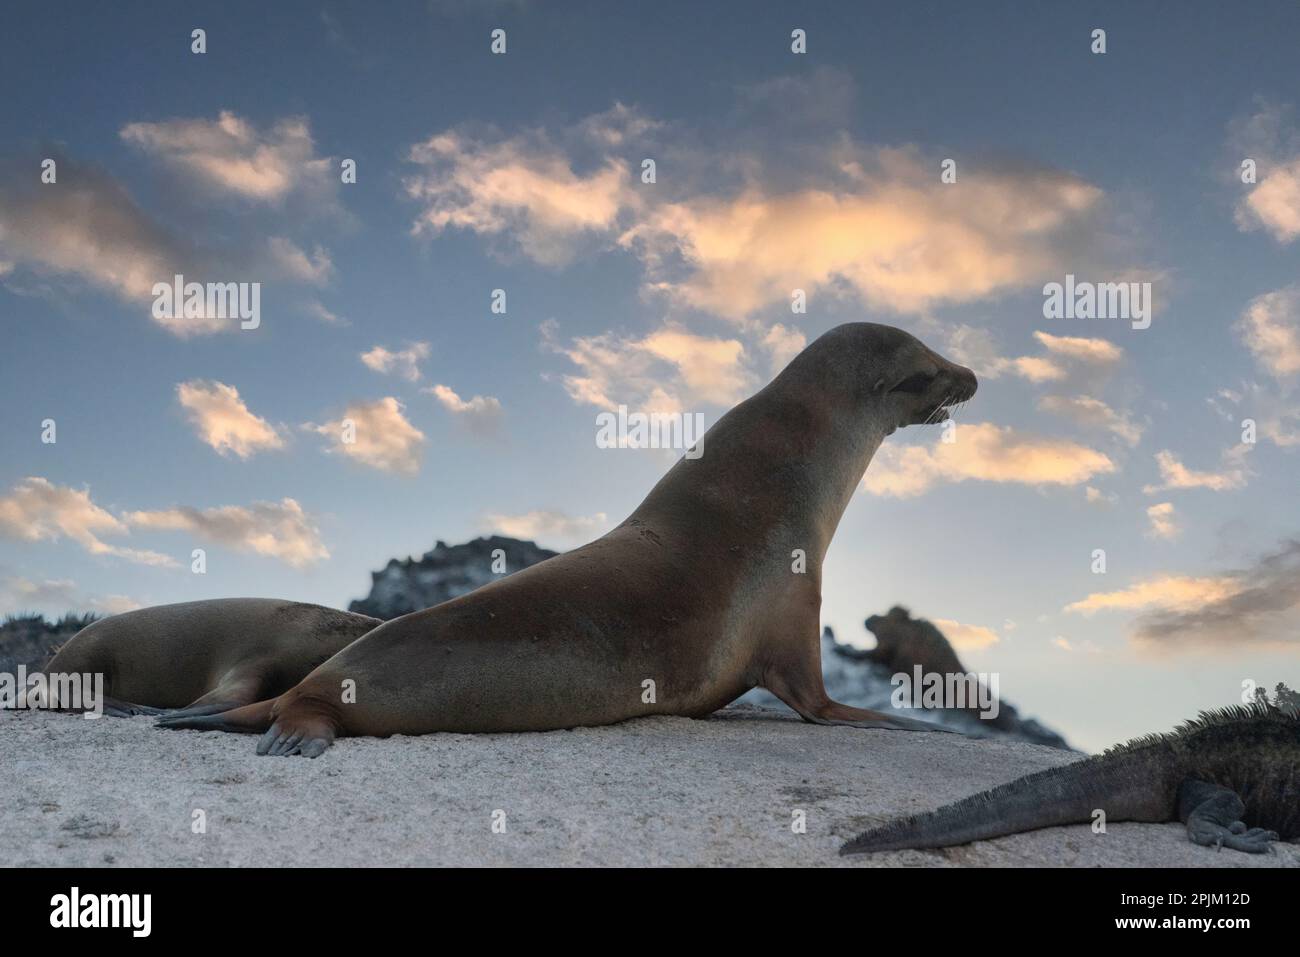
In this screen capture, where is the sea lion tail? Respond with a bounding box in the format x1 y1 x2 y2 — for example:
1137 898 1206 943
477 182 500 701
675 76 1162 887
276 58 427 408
155 698 276 734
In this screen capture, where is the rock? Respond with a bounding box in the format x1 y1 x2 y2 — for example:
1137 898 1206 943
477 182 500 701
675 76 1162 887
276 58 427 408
347 535 559 620
0 613 97 675
740 615 1073 750
3 706 1292 866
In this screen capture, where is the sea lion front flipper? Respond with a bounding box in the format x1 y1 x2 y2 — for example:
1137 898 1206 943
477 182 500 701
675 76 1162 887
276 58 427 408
99 696 169 718
1178 778 1279 853
807 700 950 733
255 695 338 758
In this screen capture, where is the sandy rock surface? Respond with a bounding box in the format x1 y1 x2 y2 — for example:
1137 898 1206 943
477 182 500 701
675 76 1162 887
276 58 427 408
4 705 1296 868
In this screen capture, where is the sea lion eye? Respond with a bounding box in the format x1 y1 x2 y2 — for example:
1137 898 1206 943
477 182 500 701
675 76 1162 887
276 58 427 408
889 372 933 395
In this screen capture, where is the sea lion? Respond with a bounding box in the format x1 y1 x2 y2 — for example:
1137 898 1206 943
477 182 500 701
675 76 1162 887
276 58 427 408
22 599 380 717
161 322 977 756
862 606 1026 737
862 607 969 678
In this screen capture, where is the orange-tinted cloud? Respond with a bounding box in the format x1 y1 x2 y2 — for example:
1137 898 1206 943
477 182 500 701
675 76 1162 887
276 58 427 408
863 422 1115 497
177 380 285 459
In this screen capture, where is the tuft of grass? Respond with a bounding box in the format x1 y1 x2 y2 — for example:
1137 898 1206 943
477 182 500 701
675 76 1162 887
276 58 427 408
2 610 100 630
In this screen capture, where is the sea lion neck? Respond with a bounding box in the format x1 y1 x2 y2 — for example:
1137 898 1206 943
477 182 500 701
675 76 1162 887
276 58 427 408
627 373 890 558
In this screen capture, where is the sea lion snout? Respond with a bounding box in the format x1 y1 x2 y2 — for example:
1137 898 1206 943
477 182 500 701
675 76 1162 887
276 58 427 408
889 353 978 427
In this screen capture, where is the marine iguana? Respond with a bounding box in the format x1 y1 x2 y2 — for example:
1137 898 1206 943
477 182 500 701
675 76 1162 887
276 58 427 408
841 702 1299 855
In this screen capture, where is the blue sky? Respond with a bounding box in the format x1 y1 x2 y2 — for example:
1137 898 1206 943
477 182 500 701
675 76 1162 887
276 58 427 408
2 1 1298 751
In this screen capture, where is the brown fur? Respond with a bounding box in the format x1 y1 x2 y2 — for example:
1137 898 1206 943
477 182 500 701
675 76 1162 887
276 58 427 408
40 599 380 714
162 323 978 756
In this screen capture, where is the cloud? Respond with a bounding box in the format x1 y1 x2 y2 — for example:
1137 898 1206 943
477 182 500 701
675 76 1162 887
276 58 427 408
862 422 1115 497
1037 394 1142 445
305 397 425 475
484 509 608 545
425 384 503 435
1142 446 1250 494
1235 285 1300 379
1129 541 1300 649
403 103 1120 319
1052 636 1101 654
1065 574 1244 615
1230 100 1300 243
0 151 335 335
0 477 175 567
542 320 753 412
1032 331 1123 365
176 380 285 458
943 326 1061 382
120 111 334 205
304 301 347 325
403 123 639 266
126 498 328 568
1145 502 1180 540
1085 485 1118 506
760 323 807 374
0 479 329 571
1002 356 1065 382
1066 540 1300 650
1240 160 1300 242
0 576 140 617
620 147 1106 318
361 342 431 382
0 154 194 302
1208 381 1300 448
945 327 1122 387
932 618 999 651
265 237 333 284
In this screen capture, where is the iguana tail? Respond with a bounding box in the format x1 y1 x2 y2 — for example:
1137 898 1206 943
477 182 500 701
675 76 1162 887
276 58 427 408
841 749 1174 854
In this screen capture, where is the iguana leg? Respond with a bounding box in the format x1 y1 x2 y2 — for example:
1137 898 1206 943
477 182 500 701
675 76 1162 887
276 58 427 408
1178 778 1279 853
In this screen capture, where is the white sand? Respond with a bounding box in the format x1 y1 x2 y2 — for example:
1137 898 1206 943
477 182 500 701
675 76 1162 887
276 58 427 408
4 705 1295 868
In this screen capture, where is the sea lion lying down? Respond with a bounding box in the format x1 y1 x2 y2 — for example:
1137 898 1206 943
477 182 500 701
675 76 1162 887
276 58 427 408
20 599 379 718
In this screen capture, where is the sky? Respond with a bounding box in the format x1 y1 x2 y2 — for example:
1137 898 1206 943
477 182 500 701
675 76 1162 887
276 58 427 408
1 0 1298 752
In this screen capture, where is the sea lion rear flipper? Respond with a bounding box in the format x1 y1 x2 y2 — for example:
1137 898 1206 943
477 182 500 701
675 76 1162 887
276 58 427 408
155 697 277 734
99 696 169 718
157 656 291 722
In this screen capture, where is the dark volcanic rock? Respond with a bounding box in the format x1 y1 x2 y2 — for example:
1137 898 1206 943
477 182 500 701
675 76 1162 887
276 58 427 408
0 613 97 675
742 615 1074 750
348 535 559 620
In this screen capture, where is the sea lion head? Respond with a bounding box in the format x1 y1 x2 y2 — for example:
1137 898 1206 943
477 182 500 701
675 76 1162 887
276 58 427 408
807 323 978 432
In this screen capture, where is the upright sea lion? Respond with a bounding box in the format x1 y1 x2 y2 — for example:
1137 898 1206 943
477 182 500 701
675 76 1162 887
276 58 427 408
24 599 380 717
862 607 969 678
161 322 977 756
